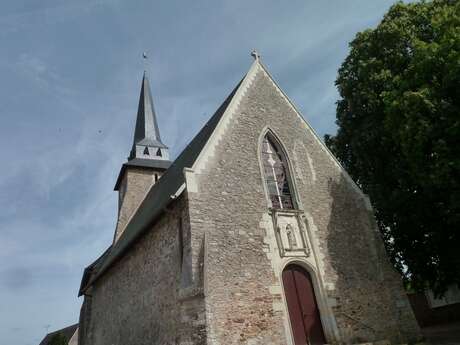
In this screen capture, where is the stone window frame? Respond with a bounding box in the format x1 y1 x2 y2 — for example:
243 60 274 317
257 127 302 211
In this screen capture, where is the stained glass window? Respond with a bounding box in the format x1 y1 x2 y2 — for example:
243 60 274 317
261 135 295 209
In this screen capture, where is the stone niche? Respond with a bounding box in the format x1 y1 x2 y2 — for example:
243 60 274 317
270 209 310 257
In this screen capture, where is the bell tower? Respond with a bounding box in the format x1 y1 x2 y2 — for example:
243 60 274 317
113 72 171 243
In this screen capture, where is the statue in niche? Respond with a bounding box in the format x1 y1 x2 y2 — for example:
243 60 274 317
286 224 297 249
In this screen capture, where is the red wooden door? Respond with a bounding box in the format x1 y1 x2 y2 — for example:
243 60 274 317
282 265 326 345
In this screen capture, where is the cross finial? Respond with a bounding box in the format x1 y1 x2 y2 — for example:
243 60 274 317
251 49 260 61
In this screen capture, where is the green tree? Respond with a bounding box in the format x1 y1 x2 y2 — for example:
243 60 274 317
325 0 460 295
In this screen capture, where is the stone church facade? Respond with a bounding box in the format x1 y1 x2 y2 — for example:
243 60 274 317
78 55 421 345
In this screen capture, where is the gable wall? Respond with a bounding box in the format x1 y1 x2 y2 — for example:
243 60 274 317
80 194 206 345
186 66 420 344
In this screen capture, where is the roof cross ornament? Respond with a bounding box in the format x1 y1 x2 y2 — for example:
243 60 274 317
251 49 260 61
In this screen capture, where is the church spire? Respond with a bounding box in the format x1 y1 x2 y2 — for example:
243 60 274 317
113 70 171 242
129 72 169 161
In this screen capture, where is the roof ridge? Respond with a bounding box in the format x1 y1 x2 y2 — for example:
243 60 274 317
39 324 78 345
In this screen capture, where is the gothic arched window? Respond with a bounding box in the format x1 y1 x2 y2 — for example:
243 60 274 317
261 134 295 209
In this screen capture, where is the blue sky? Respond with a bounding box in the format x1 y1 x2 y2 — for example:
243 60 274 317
0 1 400 344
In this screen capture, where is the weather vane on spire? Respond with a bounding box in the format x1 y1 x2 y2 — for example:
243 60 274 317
142 51 148 72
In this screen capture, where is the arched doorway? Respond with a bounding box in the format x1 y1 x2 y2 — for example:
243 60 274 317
282 264 326 345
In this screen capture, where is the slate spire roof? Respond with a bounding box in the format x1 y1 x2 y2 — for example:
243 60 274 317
129 71 169 160
114 71 172 190
132 72 166 149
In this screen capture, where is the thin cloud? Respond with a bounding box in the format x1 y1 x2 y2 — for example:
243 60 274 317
0 0 122 33
15 53 74 97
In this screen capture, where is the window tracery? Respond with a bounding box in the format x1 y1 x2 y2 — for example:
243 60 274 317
261 135 295 209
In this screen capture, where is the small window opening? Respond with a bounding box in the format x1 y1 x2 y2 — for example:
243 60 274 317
156 148 162 157
143 147 149 155
154 173 159 182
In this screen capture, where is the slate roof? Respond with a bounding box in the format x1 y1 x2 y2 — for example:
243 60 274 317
80 76 244 293
132 72 167 150
38 324 78 345
116 72 172 189
78 246 112 296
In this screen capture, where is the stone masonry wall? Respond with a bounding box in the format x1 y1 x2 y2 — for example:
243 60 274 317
114 168 157 242
82 194 206 345
186 67 420 344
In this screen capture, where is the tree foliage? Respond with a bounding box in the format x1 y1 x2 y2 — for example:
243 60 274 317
325 0 460 295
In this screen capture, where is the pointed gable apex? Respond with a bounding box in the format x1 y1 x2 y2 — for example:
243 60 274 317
191 57 366 199
191 58 260 174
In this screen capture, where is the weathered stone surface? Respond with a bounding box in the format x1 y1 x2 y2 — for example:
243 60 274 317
114 167 161 242
80 195 206 345
185 66 420 344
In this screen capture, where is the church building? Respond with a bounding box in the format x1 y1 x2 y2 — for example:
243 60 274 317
77 54 421 345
